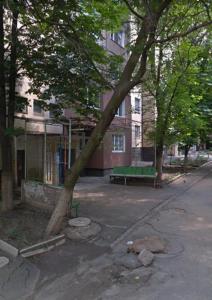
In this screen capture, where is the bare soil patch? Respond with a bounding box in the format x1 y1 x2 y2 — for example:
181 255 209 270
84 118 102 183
0 203 50 249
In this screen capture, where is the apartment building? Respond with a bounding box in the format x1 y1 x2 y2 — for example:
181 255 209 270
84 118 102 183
8 27 131 186
65 29 132 176
14 78 64 186
9 24 157 186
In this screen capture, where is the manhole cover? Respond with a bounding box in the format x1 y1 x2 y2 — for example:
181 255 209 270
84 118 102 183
0 257 9 268
68 217 91 227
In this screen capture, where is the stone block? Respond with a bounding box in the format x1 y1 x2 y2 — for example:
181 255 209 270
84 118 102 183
138 249 154 266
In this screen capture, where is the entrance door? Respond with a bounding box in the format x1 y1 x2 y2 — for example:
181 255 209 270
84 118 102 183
17 150 25 186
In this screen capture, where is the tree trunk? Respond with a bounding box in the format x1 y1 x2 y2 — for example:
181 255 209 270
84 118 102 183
156 143 163 186
0 5 18 210
183 145 190 170
1 136 13 211
45 81 138 236
0 3 11 210
45 11 164 236
45 2 172 236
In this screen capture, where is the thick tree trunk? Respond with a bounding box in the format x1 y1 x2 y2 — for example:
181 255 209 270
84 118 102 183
45 82 137 236
0 5 18 210
46 19 157 235
0 3 11 210
1 136 13 211
45 2 172 236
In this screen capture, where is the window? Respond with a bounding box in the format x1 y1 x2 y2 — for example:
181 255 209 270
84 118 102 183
16 95 28 114
112 134 125 152
135 125 140 139
16 104 28 114
33 100 42 115
134 98 140 114
111 31 125 47
116 101 125 117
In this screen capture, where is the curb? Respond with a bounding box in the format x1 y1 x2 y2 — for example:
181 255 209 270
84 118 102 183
0 240 19 257
0 234 65 258
20 234 65 258
166 173 185 184
111 161 212 250
165 160 212 185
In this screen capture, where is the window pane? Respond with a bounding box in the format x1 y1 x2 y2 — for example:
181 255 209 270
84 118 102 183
33 100 42 114
116 101 125 117
135 98 140 113
111 31 125 47
135 125 140 138
112 134 125 152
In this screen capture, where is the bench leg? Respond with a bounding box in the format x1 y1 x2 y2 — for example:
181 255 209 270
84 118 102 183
124 177 126 185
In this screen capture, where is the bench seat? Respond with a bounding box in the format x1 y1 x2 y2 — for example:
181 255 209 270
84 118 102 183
110 166 157 187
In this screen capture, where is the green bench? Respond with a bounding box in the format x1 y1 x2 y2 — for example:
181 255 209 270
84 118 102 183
109 166 157 187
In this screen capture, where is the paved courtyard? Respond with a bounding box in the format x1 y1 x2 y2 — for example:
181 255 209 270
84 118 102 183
0 162 211 299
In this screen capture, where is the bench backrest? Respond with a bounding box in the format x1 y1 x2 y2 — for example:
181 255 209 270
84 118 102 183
112 166 156 176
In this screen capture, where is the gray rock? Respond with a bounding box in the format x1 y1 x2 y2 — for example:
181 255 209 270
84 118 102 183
128 236 166 254
138 249 154 266
113 253 142 269
65 222 101 240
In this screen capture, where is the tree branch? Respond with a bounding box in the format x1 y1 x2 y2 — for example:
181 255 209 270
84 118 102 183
156 20 212 43
123 0 144 20
200 0 211 20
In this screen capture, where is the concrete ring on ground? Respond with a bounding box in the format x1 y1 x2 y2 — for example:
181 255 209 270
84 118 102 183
0 256 9 268
65 221 101 240
68 217 91 227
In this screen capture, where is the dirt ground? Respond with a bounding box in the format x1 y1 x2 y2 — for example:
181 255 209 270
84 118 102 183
0 204 50 249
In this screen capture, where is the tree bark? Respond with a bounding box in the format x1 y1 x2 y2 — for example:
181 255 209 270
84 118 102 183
155 143 163 186
183 145 190 169
45 3 171 235
0 3 12 211
45 81 139 235
1 136 13 211
0 4 18 211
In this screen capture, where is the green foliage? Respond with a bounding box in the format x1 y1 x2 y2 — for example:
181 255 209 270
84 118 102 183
17 0 128 119
145 32 211 152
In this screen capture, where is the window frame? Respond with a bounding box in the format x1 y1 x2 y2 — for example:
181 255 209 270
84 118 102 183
134 97 141 114
112 134 125 153
135 125 141 139
110 31 125 47
115 100 125 117
33 100 43 115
